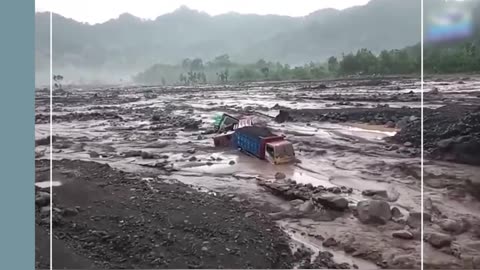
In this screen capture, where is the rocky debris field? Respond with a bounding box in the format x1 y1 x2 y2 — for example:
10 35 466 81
394 105 480 166
35 159 295 269
34 75 480 269
412 76 480 269
394 76 480 166
275 107 420 126
275 82 480 167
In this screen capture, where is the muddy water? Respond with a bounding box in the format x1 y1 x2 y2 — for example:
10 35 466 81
280 220 379 269
37 119 419 208
421 77 480 269
36 78 428 268
422 159 480 268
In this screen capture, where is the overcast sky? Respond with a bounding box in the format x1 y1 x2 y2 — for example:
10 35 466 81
36 0 371 24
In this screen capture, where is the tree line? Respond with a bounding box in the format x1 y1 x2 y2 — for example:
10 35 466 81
424 41 480 73
134 41 480 85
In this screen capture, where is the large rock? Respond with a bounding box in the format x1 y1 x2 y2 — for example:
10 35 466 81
313 195 349 211
391 207 404 219
392 230 414 240
35 192 50 207
275 172 286 180
275 110 292 123
389 254 417 269
407 212 432 228
62 207 79 217
425 233 453 249
298 200 315 212
356 200 392 224
322 237 338 247
439 218 470 235
361 189 388 199
260 182 308 200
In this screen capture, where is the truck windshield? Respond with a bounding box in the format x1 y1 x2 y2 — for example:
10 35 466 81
275 144 294 157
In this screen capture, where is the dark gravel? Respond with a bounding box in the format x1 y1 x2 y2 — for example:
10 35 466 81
275 107 420 127
392 105 480 165
35 159 295 269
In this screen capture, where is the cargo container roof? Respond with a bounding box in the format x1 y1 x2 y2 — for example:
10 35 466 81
236 126 274 137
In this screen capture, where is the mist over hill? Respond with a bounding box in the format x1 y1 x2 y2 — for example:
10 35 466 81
35 0 421 85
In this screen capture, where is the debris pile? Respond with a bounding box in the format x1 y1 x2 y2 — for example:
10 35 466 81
392 105 480 165
275 107 420 128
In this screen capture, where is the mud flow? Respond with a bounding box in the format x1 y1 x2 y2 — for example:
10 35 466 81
34 76 478 269
419 76 480 269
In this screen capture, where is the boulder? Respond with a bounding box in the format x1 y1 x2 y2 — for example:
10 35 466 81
389 254 417 269
439 218 470 235
407 212 432 228
425 233 452 249
313 195 349 211
298 200 315 212
361 189 388 199
62 207 79 217
322 237 338 247
356 200 391 224
392 230 414 240
328 186 342 194
391 207 403 219
35 192 50 207
275 110 292 123
275 172 286 180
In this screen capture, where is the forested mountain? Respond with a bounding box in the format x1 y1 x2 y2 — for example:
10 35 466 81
35 0 421 84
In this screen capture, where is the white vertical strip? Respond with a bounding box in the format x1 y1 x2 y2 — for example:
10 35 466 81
49 9 53 270
420 0 424 269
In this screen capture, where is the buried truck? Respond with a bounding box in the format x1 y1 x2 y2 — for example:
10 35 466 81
232 126 295 164
213 113 239 133
212 113 296 164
